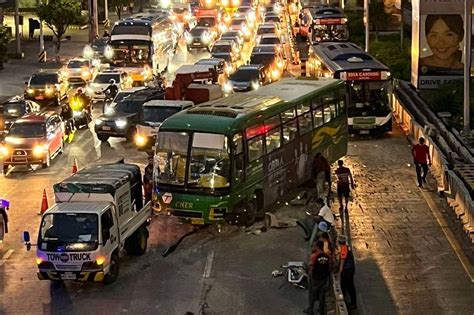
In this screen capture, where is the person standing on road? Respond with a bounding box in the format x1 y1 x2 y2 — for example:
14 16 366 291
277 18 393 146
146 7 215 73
412 137 431 187
335 160 354 213
143 156 154 203
311 153 331 203
304 240 331 315
338 235 357 310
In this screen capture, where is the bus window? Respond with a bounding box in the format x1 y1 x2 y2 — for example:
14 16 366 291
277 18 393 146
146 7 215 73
313 106 324 127
336 89 345 115
281 107 296 123
248 135 264 162
266 127 281 153
155 131 189 185
282 119 298 143
296 103 312 134
323 95 337 123
233 133 245 183
264 115 280 130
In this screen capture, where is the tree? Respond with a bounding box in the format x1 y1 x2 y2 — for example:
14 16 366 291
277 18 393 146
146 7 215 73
37 0 82 60
109 0 129 20
0 25 10 70
369 0 391 41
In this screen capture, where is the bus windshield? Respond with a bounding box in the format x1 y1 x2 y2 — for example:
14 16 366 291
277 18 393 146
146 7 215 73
347 80 391 116
110 42 151 67
155 131 230 190
312 24 348 42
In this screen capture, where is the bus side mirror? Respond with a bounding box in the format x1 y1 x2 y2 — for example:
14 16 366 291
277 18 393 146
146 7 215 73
23 231 32 251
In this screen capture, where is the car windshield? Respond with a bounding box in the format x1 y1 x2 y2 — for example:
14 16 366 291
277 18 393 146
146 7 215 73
231 69 259 81
265 16 280 22
94 74 120 84
250 54 274 65
212 44 231 53
8 123 44 138
197 17 216 27
2 103 25 118
30 74 58 85
114 99 143 113
191 28 207 36
39 213 98 246
258 27 275 35
68 60 88 68
143 106 181 123
155 131 230 189
260 37 280 44
173 7 186 13
223 31 240 37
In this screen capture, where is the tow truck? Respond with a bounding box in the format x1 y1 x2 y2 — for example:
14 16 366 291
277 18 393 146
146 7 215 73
23 162 152 284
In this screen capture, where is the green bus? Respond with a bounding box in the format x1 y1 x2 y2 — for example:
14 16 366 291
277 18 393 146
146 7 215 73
152 77 348 225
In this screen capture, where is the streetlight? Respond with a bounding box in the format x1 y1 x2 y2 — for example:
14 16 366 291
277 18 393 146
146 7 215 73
364 0 369 52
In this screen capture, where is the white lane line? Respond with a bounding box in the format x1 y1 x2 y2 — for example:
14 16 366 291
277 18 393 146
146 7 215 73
202 248 215 279
0 249 14 267
421 190 474 282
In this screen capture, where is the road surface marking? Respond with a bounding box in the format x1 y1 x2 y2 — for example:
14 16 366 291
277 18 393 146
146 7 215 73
421 190 474 282
203 248 215 279
0 249 14 267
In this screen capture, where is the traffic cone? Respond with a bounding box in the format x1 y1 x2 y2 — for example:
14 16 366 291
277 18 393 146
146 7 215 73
38 189 49 215
72 158 78 174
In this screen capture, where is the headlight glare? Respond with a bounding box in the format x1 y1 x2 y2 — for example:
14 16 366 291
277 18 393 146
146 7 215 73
115 119 127 128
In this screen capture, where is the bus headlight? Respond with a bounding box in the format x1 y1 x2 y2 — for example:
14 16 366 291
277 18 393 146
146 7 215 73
104 45 114 60
115 119 127 128
33 144 48 157
135 134 147 147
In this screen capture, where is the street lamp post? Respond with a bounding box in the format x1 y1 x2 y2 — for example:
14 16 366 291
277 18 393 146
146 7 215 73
364 0 369 52
14 0 21 56
463 0 472 132
88 0 99 43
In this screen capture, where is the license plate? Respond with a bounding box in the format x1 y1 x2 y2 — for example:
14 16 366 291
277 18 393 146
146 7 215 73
60 272 77 280
102 126 111 131
36 95 44 100
359 130 370 134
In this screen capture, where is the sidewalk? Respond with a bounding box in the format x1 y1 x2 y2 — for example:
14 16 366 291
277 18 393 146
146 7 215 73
344 126 474 314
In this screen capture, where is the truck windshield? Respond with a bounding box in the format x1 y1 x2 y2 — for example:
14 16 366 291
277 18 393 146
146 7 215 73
39 213 99 250
155 131 230 189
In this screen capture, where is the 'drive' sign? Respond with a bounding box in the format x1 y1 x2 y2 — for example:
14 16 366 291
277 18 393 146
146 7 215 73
341 71 382 81
162 192 173 204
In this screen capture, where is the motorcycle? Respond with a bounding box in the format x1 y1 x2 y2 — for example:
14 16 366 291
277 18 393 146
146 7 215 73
69 96 92 129
273 261 309 290
0 198 10 242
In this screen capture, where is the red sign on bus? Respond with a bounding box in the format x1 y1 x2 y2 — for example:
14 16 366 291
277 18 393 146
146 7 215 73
315 18 344 25
342 71 382 81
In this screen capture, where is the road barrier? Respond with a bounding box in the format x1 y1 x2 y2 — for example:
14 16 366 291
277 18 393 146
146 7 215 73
393 80 474 242
38 50 46 63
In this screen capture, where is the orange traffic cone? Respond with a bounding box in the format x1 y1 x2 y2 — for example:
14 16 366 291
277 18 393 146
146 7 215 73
72 158 78 174
38 189 49 215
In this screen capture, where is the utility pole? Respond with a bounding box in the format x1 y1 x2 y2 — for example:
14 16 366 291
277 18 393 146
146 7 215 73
88 0 99 43
400 0 403 50
104 0 108 23
463 0 472 132
14 0 21 56
38 0 45 61
364 0 369 52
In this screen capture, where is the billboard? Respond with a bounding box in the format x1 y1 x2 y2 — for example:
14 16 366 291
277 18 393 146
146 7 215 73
411 0 465 89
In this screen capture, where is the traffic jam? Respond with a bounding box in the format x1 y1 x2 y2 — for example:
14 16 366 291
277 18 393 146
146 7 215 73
0 0 390 308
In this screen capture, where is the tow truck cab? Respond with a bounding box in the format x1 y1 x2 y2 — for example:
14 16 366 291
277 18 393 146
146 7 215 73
31 163 151 284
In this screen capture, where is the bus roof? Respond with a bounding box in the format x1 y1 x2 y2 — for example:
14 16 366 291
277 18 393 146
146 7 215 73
312 42 389 75
159 77 343 135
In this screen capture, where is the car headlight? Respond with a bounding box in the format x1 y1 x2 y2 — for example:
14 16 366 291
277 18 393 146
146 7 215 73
271 69 280 80
185 32 193 44
83 45 94 59
27 88 35 94
45 86 54 96
225 64 234 75
104 45 114 60
251 81 260 90
33 144 48 157
81 70 91 80
223 82 233 94
0 146 9 157
95 118 104 125
73 110 83 118
115 119 127 128
201 33 211 44
134 134 147 147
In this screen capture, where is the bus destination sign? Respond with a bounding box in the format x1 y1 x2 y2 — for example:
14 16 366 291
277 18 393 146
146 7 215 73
341 71 382 81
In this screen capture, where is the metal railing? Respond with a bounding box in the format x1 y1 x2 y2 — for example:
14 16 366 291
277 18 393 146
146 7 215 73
392 80 474 242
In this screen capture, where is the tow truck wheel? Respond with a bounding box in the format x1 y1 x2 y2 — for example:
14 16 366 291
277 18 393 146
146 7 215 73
97 134 109 142
41 152 50 169
103 253 119 284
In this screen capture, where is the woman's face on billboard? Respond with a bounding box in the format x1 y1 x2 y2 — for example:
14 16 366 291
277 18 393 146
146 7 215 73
426 19 462 60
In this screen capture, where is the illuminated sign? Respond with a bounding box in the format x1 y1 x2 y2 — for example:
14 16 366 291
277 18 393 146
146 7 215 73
315 18 344 25
340 71 387 81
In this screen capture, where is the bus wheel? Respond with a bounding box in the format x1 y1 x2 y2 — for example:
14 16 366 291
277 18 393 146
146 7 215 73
235 202 256 226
